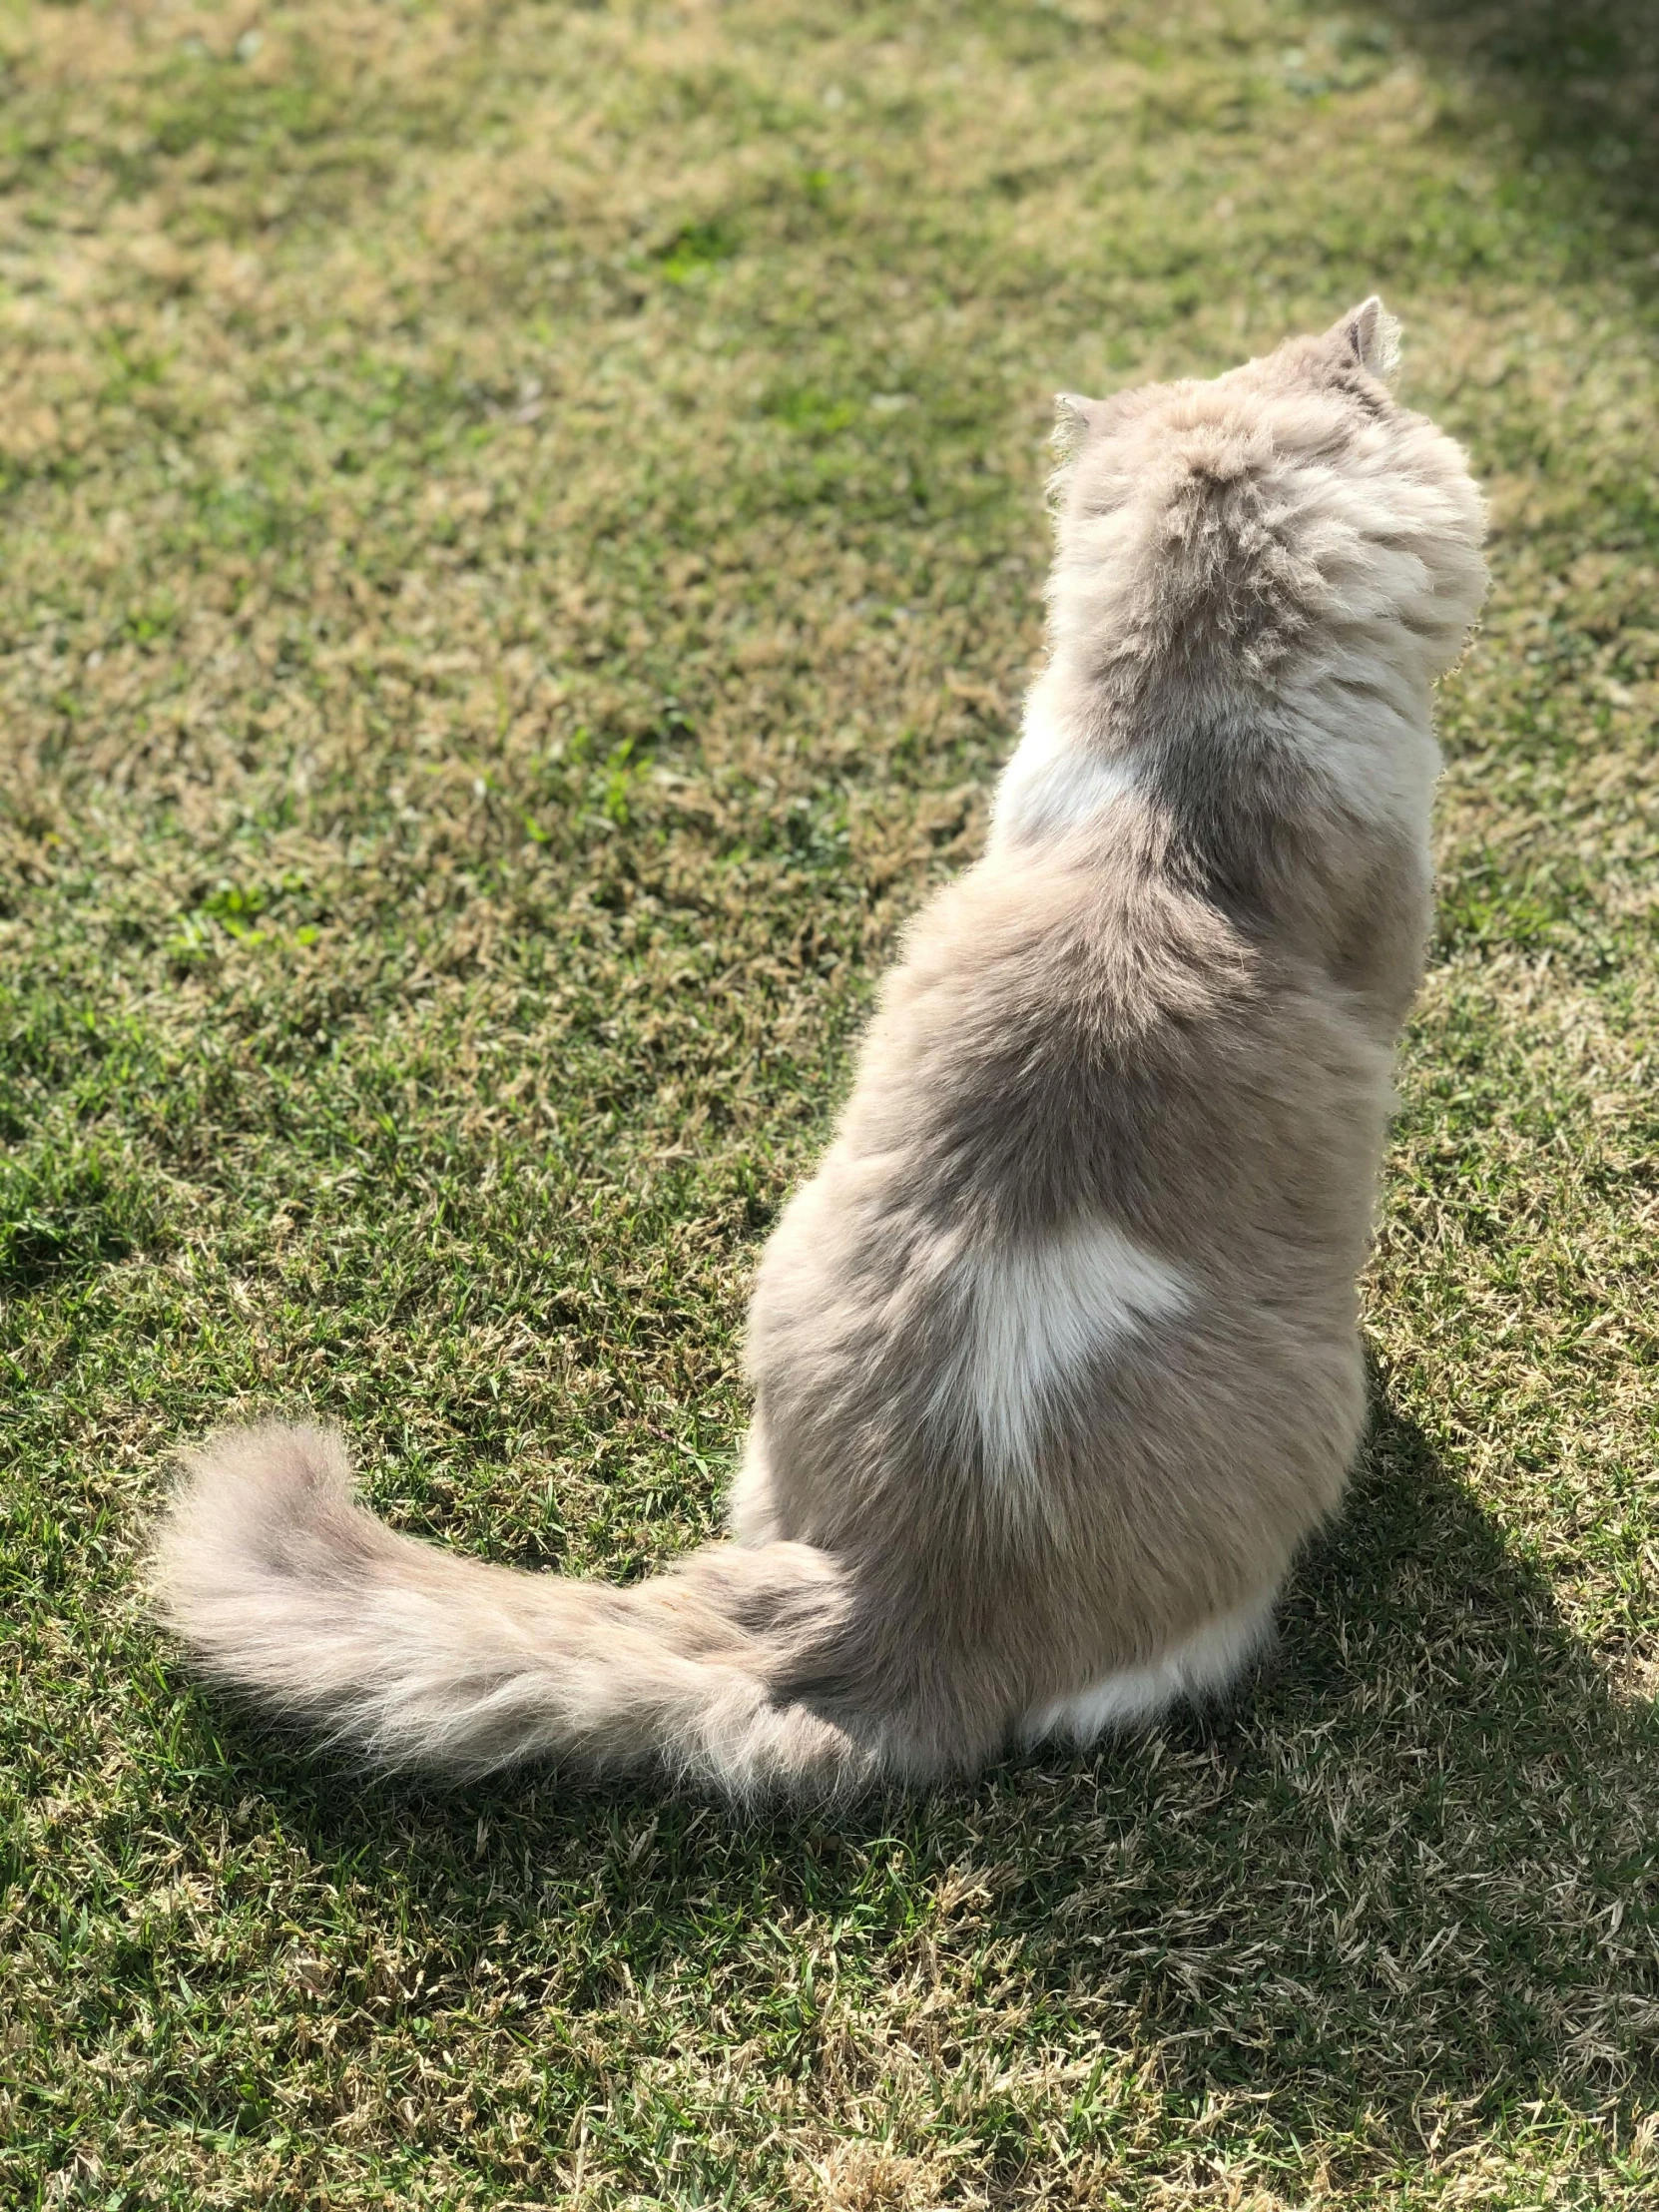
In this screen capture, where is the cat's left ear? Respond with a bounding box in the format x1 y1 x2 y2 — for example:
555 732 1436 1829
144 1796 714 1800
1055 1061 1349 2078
1330 295 1402 381
1052 391 1108 455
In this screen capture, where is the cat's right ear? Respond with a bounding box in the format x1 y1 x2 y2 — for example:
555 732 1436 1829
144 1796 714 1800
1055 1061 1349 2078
1330 296 1402 381
1053 392 1107 456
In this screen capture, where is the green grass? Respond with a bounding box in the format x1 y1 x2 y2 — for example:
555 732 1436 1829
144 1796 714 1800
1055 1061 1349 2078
2 0 1657 2204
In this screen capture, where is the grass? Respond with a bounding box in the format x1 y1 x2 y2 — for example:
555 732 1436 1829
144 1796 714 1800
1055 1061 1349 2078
1 0 1656 2204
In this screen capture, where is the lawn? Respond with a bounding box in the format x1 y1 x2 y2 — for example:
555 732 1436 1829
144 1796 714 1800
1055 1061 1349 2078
2 1 1657 2205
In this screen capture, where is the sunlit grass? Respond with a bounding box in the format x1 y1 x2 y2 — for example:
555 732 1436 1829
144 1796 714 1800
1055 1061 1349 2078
1 2 1656 2204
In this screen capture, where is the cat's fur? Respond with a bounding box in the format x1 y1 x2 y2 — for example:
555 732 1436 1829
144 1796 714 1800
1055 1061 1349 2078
153 300 1487 1801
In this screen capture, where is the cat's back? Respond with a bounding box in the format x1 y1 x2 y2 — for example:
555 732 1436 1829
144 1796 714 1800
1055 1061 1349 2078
745 820 1383 1735
835 806 1396 1281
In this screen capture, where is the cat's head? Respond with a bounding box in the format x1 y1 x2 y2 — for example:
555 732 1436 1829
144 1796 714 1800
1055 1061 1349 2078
1046 300 1488 700
1055 296 1403 453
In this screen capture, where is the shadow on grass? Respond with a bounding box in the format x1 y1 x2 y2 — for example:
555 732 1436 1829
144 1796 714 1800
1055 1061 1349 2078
1379 0 1659 235
195 1377 1656 2168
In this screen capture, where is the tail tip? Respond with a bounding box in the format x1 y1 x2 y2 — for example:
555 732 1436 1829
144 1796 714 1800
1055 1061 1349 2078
150 1419 363 1630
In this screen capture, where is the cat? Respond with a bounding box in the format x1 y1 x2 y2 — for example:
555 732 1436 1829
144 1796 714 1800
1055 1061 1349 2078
153 299 1488 1801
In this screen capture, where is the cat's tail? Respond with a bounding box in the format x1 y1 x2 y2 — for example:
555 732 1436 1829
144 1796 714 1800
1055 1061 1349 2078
150 1423 882 1802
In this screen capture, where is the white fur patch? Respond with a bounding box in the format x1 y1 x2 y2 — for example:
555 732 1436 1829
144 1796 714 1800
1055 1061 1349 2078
989 694 1138 850
932 1219 1192 1486
1022 1589 1277 1746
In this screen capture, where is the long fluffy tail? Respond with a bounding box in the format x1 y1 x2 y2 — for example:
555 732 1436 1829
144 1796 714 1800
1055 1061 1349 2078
151 1423 880 1801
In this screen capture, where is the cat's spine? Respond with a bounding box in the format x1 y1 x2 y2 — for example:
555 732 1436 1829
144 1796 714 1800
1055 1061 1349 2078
151 1423 879 1801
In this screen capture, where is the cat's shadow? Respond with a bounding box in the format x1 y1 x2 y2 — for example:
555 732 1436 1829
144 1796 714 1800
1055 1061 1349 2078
219 1382 1658 2152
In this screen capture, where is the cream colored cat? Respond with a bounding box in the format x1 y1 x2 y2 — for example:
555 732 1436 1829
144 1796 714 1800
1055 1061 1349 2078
154 300 1487 1800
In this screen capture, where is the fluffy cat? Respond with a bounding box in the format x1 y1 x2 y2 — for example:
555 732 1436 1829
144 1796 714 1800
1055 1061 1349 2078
153 299 1487 1800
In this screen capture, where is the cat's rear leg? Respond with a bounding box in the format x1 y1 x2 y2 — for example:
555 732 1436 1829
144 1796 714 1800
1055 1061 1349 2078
728 1425 784 1544
1022 1586 1280 1749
